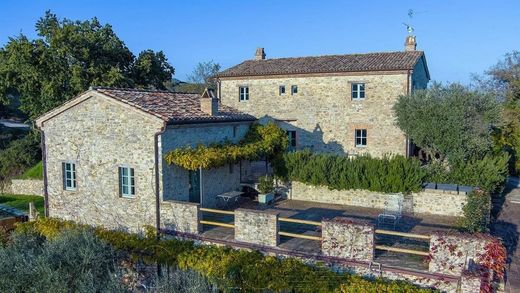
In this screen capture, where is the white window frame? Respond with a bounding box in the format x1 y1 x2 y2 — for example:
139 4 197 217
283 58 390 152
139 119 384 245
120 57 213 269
63 162 76 191
279 85 286 96
239 86 249 101
291 85 298 95
119 166 135 198
355 129 367 147
351 83 365 100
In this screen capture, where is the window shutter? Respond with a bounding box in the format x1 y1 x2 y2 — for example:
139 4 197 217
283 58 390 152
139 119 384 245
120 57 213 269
118 167 122 196
62 162 66 190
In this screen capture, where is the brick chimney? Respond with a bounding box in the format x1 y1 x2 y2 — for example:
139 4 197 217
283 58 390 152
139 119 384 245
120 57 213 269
200 88 218 116
255 47 266 60
405 35 417 51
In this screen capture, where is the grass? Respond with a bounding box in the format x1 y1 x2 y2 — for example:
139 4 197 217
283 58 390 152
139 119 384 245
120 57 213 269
0 194 44 215
16 161 43 180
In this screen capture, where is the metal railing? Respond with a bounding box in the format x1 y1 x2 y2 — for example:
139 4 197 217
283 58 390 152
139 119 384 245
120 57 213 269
199 207 235 228
374 229 430 256
278 217 322 241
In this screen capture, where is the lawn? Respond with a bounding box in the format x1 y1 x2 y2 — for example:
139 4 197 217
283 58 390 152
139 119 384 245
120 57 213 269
16 161 43 179
0 194 44 215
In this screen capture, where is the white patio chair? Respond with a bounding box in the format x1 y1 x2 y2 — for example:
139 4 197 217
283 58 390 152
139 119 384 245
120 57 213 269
377 193 403 230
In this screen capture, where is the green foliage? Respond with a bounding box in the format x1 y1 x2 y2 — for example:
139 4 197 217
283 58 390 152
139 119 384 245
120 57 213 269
18 218 436 292
279 150 426 193
0 194 45 215
0 124 29 150
17 161 43 179
458 189 491 233
394 83 501 164
257 175 274 194
186 60 221 88
425 153 509 194
0 229 125 292
150 269 214 293
0 131 41 182
0 11 174 119
165 122 289 170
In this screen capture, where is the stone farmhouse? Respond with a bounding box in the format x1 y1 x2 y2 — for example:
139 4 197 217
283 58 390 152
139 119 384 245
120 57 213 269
216 36 430 157
35 87 255 231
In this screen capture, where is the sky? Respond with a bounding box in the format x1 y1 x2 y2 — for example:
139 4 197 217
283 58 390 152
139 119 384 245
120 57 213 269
1 0 519 84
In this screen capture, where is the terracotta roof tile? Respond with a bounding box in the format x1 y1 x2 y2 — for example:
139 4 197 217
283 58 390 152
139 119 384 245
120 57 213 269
94 87 256 124
217 51 425 77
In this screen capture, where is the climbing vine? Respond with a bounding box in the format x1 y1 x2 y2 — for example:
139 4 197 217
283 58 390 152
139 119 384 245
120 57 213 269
164 122 288 170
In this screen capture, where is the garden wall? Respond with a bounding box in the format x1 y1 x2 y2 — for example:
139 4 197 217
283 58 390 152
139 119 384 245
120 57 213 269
290 181 467 217
6 179 44 196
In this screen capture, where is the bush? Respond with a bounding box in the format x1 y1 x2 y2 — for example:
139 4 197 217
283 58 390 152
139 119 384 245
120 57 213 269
257 175 274 194
458 189 491 233
279 150 426 193
17 218 437 292
0 131 41 182
426 153 509 194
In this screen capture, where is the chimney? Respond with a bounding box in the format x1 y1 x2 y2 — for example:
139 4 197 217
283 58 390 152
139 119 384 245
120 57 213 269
200 88 218 116
255 47 266 60
405 35 417 51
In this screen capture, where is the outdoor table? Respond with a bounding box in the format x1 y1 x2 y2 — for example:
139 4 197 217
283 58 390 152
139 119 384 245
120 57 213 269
216 191 243 209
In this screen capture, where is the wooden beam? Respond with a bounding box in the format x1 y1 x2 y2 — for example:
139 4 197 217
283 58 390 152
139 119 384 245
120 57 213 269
279 231 321 241
200 220 235 228
375 245 429 256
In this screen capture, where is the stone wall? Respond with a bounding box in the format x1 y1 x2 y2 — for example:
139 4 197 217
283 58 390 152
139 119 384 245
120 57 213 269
8 179 44 196
220 71 422 157
40 93 164 232
160 200 200 234
235 208 279 247
291 181 466 217
322 217 374 262
428 232 491 276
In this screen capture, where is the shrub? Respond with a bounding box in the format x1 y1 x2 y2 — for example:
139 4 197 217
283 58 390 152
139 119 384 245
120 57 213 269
279 150 426 193
0 131 41 182
426 153 510 194
17 218 437 292
458 189 491 233
257 175 274 194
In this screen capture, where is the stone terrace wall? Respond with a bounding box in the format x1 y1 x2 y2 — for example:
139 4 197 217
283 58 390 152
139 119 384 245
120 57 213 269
235 208 279 247
160 200 201 234
322 217 374 262
8 179 44 196
291 181 466 217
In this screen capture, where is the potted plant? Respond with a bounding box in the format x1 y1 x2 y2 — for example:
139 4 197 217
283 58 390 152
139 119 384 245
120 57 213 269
257 175 275 204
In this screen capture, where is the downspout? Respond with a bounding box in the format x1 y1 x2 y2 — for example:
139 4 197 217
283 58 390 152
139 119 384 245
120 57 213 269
154 122 167 236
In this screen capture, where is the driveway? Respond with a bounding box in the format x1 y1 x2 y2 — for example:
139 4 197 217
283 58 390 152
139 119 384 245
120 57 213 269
491 177 520 292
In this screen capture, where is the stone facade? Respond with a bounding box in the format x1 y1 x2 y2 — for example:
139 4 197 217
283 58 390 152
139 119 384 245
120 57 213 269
219 63 428 157
235 208 279 247
322 217 374 262
160 200 201 234
291 181 466 217
428 232 490 275
7 179 44 196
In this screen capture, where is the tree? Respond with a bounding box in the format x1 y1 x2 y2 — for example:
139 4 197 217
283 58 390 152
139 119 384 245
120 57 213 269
0 11 174 119
394 83 500 164
186 60 221 88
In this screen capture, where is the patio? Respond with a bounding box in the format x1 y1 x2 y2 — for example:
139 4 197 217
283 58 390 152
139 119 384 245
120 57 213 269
200 198 460 271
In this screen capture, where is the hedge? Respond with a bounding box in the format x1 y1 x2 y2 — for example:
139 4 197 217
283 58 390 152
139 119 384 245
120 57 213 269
278 150 426 193
16 218 437 292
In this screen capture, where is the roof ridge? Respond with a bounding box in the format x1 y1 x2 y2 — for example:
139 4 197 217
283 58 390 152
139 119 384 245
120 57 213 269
92 86 200 95
242 50 424 62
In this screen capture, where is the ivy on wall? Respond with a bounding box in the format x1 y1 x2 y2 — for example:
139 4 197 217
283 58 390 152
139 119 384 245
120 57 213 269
164 122 288 170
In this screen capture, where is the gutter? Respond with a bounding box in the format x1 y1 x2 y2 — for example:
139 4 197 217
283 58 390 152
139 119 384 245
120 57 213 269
154 122 168 237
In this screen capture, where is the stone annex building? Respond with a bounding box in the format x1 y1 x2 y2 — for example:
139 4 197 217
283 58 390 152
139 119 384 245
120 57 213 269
217 36 429 156
35 36 429 232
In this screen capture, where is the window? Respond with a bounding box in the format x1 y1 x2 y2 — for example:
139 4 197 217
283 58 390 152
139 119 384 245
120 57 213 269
279 85 286 95
239 86 249 101
351 83 365 100
291 85 298 95
287 130 297 148
62 162 76 191
355 129 367 147
233 125 238 137
119 166 135 197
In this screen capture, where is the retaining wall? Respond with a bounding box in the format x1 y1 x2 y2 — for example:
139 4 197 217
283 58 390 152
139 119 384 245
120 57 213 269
5 179 44 196
291 181 467 217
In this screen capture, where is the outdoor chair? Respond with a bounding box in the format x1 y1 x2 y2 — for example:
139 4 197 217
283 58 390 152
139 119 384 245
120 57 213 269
377 194 403 230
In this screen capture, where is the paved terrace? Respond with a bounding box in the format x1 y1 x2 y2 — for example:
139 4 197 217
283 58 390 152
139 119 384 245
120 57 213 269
201 198 460 271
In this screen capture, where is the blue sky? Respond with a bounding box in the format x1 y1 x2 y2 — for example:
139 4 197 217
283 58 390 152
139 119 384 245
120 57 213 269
1 0 519 84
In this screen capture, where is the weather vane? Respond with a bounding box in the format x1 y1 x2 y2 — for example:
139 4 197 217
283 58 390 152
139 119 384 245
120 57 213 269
402 9 415 35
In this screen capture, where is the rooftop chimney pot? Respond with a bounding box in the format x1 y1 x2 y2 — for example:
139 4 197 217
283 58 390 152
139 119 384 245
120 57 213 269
405 36 417 51
255 48 266 60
